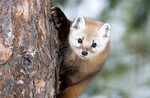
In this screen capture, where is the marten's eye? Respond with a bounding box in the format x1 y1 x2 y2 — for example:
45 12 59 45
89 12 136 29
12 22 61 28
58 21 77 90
78 38 82 44
92 43 97 48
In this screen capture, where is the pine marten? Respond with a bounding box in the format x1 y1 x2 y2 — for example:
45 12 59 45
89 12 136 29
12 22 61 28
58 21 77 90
51 7 111 98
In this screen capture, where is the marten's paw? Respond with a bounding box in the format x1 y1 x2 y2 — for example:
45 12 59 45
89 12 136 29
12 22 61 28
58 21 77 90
59 74 69 91
59 74 73 91
50 7 70 40
51 7 68 29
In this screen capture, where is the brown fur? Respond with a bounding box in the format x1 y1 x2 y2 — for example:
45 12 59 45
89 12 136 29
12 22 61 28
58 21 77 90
57 42 109 98
57 79 89 98
51 7 109 98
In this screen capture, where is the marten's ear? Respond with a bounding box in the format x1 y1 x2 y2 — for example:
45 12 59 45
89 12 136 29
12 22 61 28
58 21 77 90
99 23 111 42
71 16 85 30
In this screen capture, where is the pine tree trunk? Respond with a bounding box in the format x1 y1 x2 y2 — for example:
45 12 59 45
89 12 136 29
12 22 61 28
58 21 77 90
0 0 59 97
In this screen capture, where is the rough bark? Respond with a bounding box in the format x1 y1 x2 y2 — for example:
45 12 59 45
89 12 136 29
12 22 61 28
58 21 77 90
0 0 59 97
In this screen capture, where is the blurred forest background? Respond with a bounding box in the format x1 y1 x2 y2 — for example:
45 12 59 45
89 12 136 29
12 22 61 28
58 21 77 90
56 0 150 98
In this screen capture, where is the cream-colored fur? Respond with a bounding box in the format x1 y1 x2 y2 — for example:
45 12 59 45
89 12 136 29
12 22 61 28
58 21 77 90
69 16 111 59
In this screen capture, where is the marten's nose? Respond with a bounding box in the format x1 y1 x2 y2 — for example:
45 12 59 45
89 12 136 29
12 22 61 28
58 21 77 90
81 51 88 56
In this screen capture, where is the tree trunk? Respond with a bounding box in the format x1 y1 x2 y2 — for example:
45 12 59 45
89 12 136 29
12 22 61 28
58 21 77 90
0 0 59 97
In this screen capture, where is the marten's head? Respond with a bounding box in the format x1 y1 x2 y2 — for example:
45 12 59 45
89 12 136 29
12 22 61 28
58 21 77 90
69 16 111 59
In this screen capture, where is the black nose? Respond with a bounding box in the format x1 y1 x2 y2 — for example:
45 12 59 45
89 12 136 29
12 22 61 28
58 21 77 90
81 51 88 56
